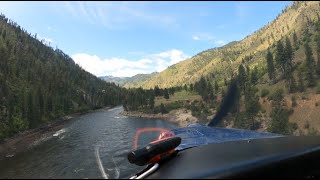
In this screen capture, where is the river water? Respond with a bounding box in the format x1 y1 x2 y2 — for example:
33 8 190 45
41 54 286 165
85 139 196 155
0 106 178 179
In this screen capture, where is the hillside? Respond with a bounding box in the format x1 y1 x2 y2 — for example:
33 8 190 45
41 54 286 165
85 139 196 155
0 14 124 140
131 1 320 89
123 72 158 88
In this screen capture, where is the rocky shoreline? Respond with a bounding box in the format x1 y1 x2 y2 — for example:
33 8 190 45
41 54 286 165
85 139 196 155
0 106 111 161
120 108 199 128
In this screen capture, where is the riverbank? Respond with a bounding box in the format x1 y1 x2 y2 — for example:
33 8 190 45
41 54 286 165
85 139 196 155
0 106 112 161
120 108 199 128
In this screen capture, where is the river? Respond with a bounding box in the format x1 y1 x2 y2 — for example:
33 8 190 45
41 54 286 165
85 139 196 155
0 106 178 179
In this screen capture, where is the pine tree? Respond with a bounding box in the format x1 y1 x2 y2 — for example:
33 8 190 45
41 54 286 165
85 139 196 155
266 50 275 82
189 84 194 92
27 91 36 128
268 89 289 134
275 41 286 76
285 36 294 71
238 64 247 93
304 42 316 87
287 72 297 93
163 88 169 99
37 87 44 121
244 84 260 130
154 85 161 96
160 103 167 114
149 92 155 109
214 79 219 92
250 66 258 85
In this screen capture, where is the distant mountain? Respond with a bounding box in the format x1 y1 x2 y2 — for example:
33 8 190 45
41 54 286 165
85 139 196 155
99 75 130 86
100 72 158 88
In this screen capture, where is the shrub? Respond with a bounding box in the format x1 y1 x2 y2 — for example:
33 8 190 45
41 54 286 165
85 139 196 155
260 88 270 98
308 127 318 135
160 103 168 114
268 89 284 101
288 122 298 134
165 101 183 112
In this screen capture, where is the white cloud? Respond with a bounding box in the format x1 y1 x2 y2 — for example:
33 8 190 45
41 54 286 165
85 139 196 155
152 49 189 65
192 36 200 40
192 33 214 41
37 35 53 46
71 49 190 77
214 40 226 46
47 26 57 32
191 33 226 46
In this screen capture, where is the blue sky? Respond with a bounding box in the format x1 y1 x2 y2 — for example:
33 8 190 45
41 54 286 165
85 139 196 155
0 1 292 77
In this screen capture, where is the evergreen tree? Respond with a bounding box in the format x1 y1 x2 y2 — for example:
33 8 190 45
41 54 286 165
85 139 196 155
250 66 258 85
285 36 294 71
189 84 194 92
244 84 260 130
154 85 161 96
266 50 276 82
287 72 297 93
163 88 170 99
149 92 155 109
199 76 207 95
275 41 286 76
238 64 247 93
27 91 36 128
304 42 316 87
214 79 219 92
268 89 290 134
160 103 167 114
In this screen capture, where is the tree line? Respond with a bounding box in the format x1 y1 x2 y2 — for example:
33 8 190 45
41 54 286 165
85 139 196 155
122 85 186 112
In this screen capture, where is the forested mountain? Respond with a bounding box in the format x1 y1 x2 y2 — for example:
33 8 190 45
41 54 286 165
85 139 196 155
131 1 320 89
0 14 125 140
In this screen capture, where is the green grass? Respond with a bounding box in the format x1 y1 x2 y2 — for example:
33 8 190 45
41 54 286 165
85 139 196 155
256 80 287 96
155 90 202 107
